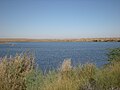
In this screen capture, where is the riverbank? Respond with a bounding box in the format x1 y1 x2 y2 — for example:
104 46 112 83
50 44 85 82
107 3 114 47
0 38 120 44
0 48 120 90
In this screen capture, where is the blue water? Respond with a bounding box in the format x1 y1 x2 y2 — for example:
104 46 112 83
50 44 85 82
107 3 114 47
0 42 120 70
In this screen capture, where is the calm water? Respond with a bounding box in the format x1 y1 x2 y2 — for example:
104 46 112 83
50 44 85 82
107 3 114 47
0 42 120 70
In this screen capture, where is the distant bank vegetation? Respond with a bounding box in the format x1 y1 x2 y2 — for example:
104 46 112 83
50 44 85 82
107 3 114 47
0 38 120 44
0 48 120 90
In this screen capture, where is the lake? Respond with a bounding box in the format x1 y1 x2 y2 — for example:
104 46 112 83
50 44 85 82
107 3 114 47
0 42 120 70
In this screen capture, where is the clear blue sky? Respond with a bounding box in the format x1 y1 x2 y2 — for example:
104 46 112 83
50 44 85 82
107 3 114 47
0 0 120 39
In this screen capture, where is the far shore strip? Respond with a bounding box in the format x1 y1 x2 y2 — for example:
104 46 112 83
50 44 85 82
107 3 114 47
0 38 120 44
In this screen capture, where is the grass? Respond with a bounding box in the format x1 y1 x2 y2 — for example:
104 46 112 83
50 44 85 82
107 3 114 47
0 38 120 44
0 49 120 90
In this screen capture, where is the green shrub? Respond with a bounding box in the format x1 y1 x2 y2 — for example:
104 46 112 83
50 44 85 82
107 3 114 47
107 48 120 63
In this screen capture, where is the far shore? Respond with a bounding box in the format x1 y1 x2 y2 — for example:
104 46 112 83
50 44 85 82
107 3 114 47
0 38 120 44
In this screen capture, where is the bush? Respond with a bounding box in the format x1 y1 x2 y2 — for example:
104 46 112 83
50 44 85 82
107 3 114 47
107 48 120 63
0 52 35 90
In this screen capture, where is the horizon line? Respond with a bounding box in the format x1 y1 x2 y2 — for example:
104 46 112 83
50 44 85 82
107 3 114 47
0 37 120 40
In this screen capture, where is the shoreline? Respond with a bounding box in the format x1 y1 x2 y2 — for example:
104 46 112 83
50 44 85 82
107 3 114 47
0 38 120 44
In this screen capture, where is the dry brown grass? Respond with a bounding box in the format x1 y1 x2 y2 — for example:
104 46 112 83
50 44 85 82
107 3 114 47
0 53 35 90
60 59 72 72
0 38 120 44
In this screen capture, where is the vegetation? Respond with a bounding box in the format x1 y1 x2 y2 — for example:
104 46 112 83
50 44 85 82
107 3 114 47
0 38 120 44
0 48 120 90
107 48 120 63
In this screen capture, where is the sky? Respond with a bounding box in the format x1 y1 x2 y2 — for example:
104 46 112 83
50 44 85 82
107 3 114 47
0 0 120 39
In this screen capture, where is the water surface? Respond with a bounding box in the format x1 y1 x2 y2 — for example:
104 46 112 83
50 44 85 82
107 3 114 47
0 42 120 70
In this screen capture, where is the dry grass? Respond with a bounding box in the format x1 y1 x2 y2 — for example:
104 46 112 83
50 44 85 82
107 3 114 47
60 58 72 72
42 61 120 90
0 38 120 44
0 52 35 90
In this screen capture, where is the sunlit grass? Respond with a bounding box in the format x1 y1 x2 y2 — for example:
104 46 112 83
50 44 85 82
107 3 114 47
0 52 35 90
